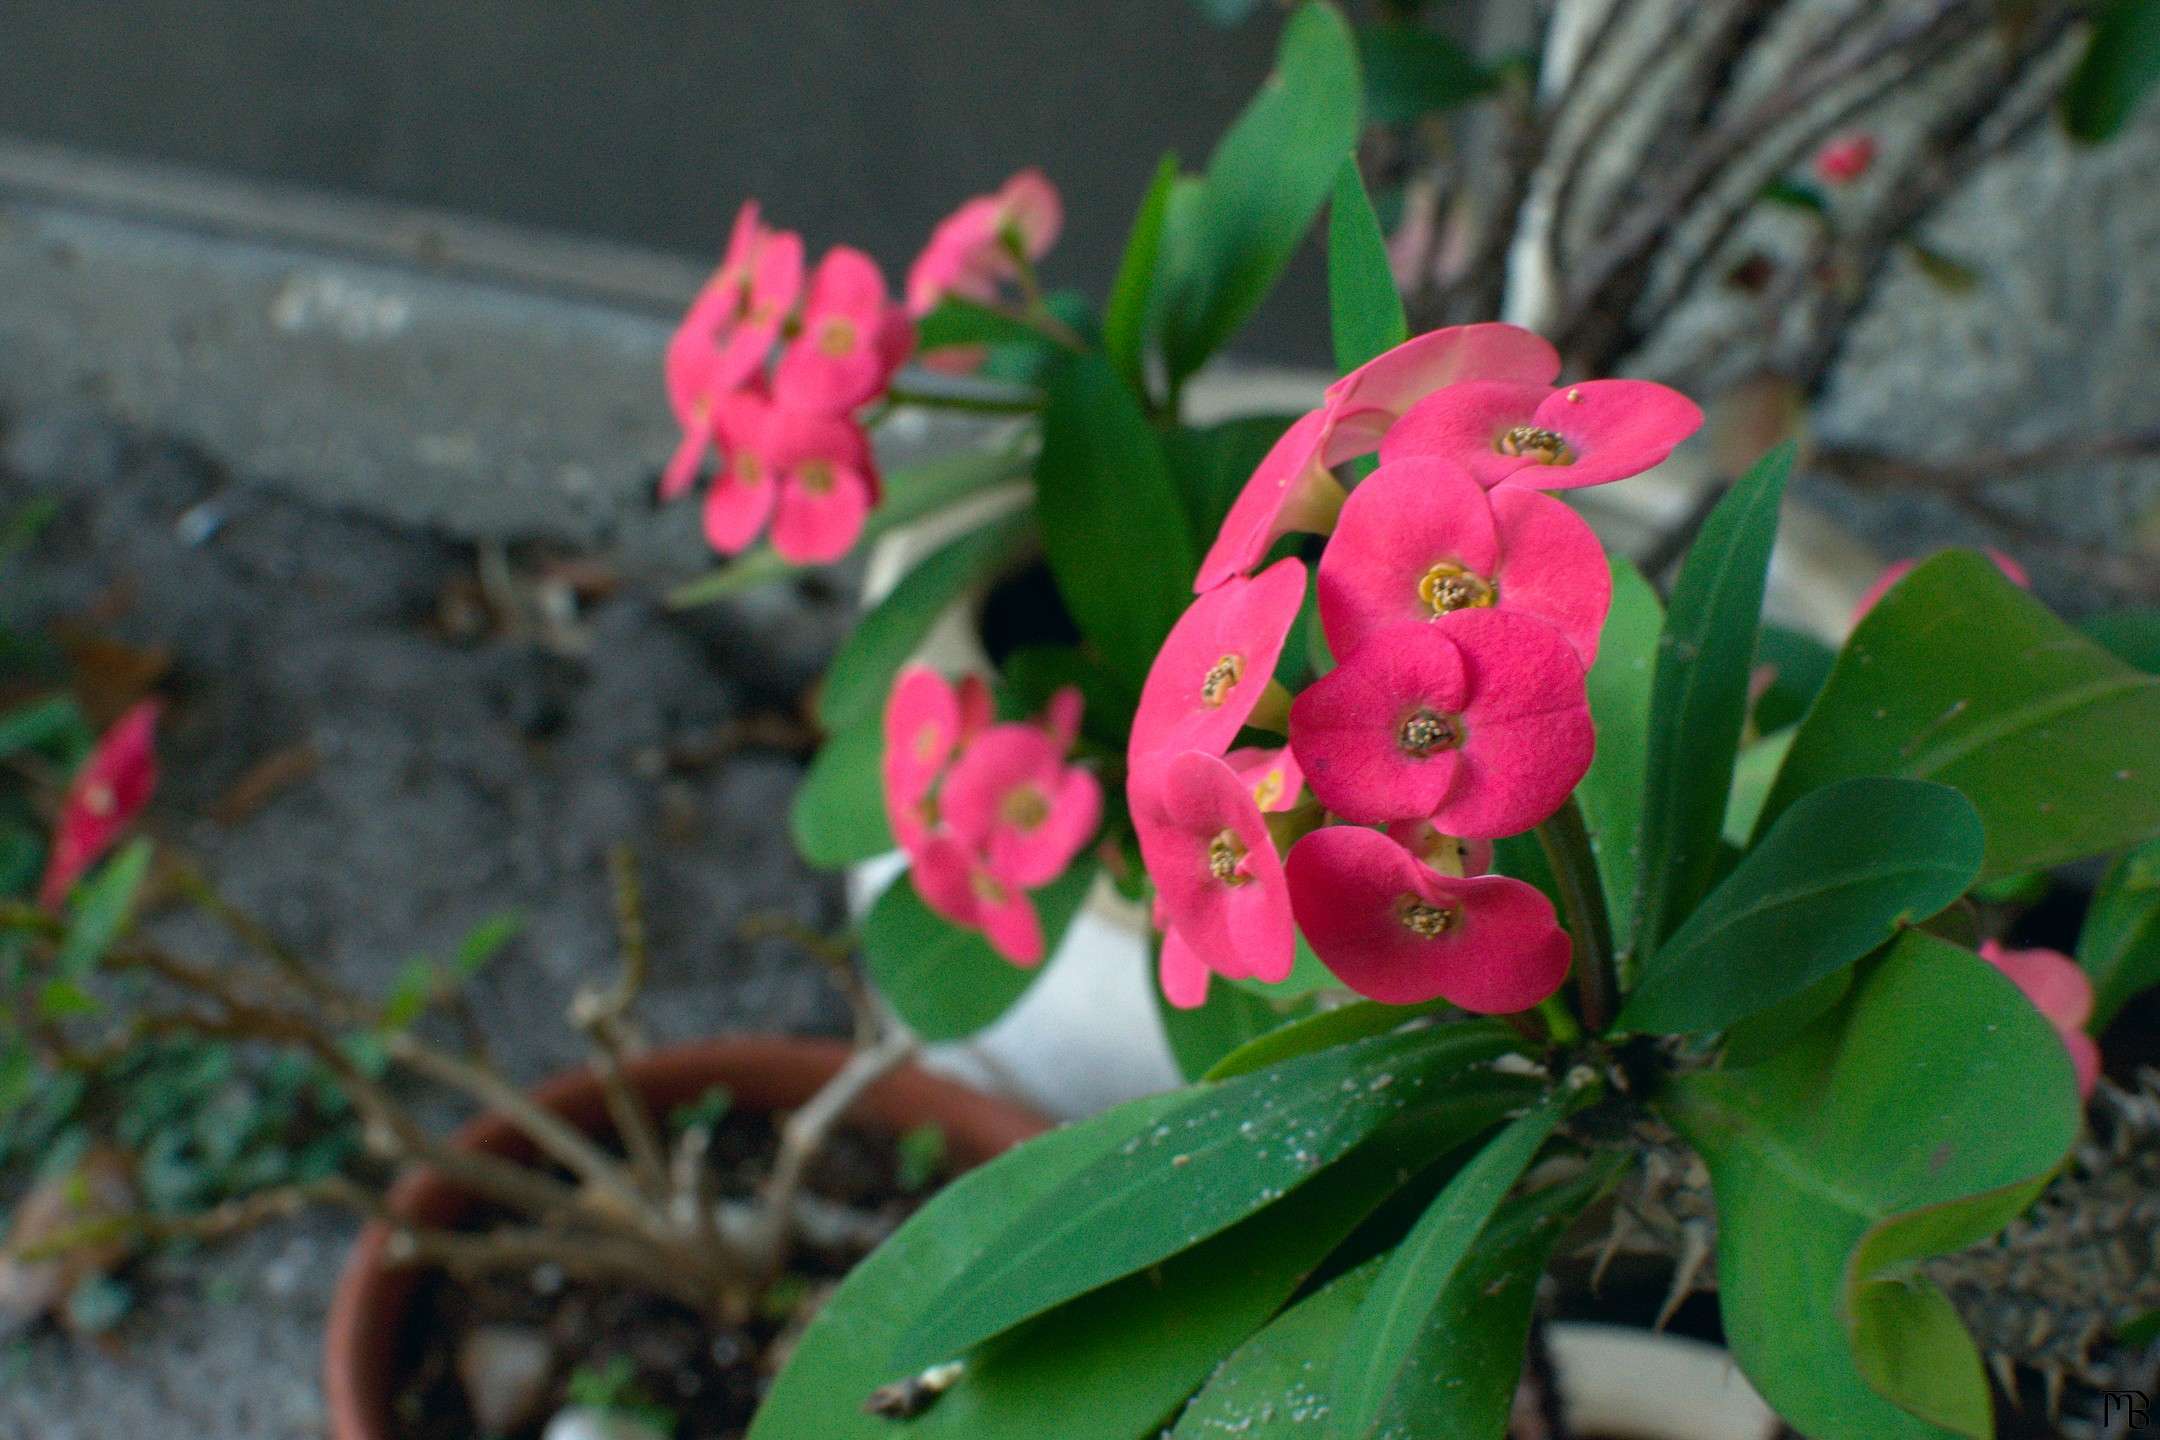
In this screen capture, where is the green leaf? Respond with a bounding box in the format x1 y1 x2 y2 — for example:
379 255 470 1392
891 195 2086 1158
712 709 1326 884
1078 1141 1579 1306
915 297 1053 353
35 979 101 1021
2061 0 2160 143
1035 354 1198 688
1722 727 1794 848
862 860 1096 1043
1761 177 1831 215
1327 160 1408 374
1328 1090 1581 1438
1358 21 1495 126
816 512 1030 731
1153 956 1298 1081
1576 555 1662 960
1203 999 1448 1081
1226 928 1341 1001
0 695 90 762
1753 623 1837 734
1759 549 2160 878
2083 607 2160 673
57 839 153 979
993 645 1136 749
1162 1 1363 379
2080 837 2160 1029
1619 779 1984 1035
668 447 1030 607
1104 154 1180 402
1164 414 1301 559
1332 1158 1620 1440
894 1022 1534 1369
1662 932 2080 1439
452 911 524 982
380 956 437 1031
1170 1256 1384 1438
1633 445 1794 960
789 719 894 870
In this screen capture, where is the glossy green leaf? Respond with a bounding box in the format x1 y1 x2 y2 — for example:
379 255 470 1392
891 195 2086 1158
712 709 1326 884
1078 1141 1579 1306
2061 0 2160 143
1162 2 1362 380
2084 607 2160 673
1753 623 1837 734
1155 957 1299 1081
1662 932 2079 1440
1327 159 1407 374
1576 555 1661 961
816 512 1030 731
1204 1001 1454 1082
1104 154 1180 402
668 447 1030 607
1620 778 1984 1035
1329 1090 1580 1438
895 1022 1534 1369
1036 354 1198 688
58 839 153 979
2080 837 2160 1028
1722 727 1794 847
751 1091 1185 1440
862 860 1096 1043
1359 21 1495 126
1760 550 2160 878
1170 1256 1382 1437
1633 445 1793 959
788 720 893 869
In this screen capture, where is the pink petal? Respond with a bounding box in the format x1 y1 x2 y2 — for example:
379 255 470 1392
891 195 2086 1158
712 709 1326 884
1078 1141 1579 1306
41 701 161 910
1227 744 1305 813
999 168 1063 258
771 464 872 563
1194 410 1341 594
1518 379 1704 490
1432 608 1596 838
1288 623 1472 825
1324 324 1562 461
2066 1029 2102 1101
701 454 776 555
1486 486 1613 665
1131 558 1307 768
1042 686 1085 752
659 421 711 503
776 246 901 413
976 872 1046 966
1978 941 2095 1031
1316 457 1502 664
911 834 981 927
1285 825 1570 1010
907 197 1009 315
1376 381 1551 486
1158 926 1212 1010
956 676 995 744
1131 751 1294 985
882 667 960 855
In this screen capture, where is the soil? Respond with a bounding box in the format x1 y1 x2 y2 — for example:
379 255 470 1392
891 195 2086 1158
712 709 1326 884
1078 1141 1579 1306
389 1111 938 1440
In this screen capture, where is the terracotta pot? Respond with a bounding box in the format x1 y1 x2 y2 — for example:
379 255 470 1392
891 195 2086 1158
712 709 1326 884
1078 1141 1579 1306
322 1034 1049 1440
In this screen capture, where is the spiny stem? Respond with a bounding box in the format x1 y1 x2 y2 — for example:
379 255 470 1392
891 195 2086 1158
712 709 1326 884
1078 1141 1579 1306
1536 793 1618 1035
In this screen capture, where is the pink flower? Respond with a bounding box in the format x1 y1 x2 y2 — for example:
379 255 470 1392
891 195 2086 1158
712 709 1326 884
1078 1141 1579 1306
1979 940 2101 1100
1384 818 1493 878
906 169 1063 317
1812 133 1877 187
663 203 804 482
882 667 965 856
1288 610 1594 836
1851 547 2028 625
912 834 1045 965
1134 751 1296 1003
705 387 880 563
40 701 159 910
1195 325 1561 592
1157 926 1213 1010
1379 379 1703 491
939 723 1102 887
1129 558 1306 769
1041 686 1083 752
1316 456 1611 666
774 247 915 415
1226 745 1304 813
1285 825 1570 1010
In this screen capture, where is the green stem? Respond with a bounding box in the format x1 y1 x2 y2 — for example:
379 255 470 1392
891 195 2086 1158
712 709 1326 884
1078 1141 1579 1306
1535 793 1618 1036
882 385 1043 416
1537 995 1583 1047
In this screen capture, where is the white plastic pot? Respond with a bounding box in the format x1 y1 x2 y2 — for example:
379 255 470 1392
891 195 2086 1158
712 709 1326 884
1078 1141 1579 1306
1545 1323 1780 1440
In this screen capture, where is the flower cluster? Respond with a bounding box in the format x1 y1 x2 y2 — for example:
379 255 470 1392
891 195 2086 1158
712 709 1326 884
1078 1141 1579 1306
1133 325 1702 1012
40 700 159 910
662 202 915 564
881 666 1101 965
906 169 1063 373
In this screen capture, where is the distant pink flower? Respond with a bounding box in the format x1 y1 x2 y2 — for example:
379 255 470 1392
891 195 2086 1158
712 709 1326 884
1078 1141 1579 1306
41 701 159 910
774 247 915 414
705 388 880 562
1851 548 2028 625
1379 379 1703 491
1133 750 1295 1000
1289 610 1594 836
1812 133 1877 187
1227 744 1304 813
1317 456 1611 666
1979 940 2101 1099
939 723 1102 887
664 203 804 469
1129 558 1306 768
1194 325 1562 592
1384 817 1493 878
1285 825 1570 1010
1041 685 1083 752
912 834 1045 965
907 169 1063 316
883 667 965 856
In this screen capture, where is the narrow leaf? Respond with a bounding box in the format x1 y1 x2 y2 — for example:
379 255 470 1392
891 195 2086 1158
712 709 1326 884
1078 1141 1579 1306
1327 159 1408 374
1104 154 1180 402
2080 837 2160 1029
1358 21 1495 126
2061 0 2160 143
58 839 153 979
1170 1257 1385 1438
1204 998 1447 1081
1576 556 1661 960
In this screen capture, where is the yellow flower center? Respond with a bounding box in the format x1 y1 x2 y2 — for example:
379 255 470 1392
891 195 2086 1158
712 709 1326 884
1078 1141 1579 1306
1418 562 1496 617
1250 767 1286 811
1497 425 1572 465
1398 897 1458 937
736 454 766 488
798 460 836 495
819 317 859 357
1398 709 1463 758
1000 785 1051 830
970 869 1009 905
1200 654 1244 708
1207 830 1250 886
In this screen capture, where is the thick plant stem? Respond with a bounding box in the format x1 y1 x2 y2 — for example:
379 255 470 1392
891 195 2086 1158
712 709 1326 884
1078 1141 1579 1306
1536 794 1618 1036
